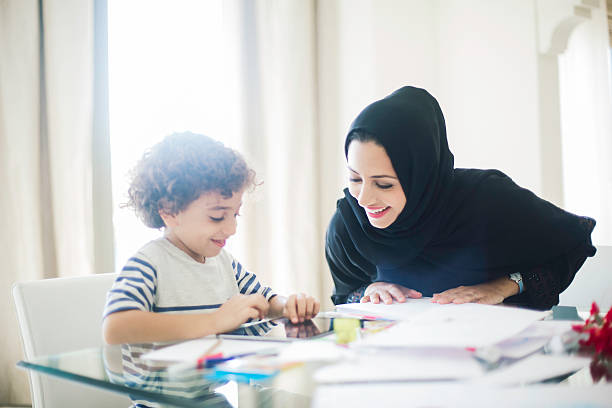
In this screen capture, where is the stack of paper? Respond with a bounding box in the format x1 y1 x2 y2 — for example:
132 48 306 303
354 302 548 348
335 297 437 320
319 301 591 384
141 337 285 363
468 354 592 385
314 348 484 383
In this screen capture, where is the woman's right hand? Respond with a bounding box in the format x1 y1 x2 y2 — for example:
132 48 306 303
214 294 269 333
361 282 422 304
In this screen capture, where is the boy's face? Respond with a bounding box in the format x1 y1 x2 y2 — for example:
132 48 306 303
160 189 244 262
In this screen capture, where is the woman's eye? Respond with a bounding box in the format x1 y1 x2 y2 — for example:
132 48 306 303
209 216 224 222
376 183 393 189
349 178 362 183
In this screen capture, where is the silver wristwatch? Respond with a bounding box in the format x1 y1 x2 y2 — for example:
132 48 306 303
509 272 524 294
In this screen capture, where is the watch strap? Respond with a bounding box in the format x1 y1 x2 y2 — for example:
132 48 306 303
509 272 524 294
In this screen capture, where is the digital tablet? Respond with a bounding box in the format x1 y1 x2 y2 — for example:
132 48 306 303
218 316 335 341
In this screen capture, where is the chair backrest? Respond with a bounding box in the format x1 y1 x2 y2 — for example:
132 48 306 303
12 273 131 408
559 245 612 312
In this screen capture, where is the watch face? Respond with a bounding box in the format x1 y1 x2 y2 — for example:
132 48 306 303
509 273 523 294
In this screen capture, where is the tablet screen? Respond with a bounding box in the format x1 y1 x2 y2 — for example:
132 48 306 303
219 317 334 341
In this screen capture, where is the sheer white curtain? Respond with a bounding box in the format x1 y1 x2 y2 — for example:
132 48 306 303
222 0 337 308
0 0 111 404
558 1 612 246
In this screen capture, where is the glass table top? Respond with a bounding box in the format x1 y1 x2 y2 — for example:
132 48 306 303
19 343 317 408
17 316 609 408
18 317 336 408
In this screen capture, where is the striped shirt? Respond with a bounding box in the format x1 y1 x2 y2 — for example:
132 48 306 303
104 238 276 408
103 238 276 319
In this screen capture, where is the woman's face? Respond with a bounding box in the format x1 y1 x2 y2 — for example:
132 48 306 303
347 140 406 229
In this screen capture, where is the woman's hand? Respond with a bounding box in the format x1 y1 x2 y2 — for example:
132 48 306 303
431 277 519 305
361 282 422 304
282 293 320 324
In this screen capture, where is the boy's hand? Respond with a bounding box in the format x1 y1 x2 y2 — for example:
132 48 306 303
283 293 320 324
214 294 269 333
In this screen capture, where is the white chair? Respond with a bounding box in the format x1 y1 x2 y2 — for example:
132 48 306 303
12 273 131 408
559 245 612 312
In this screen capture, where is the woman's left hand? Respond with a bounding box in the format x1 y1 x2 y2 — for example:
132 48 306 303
431 277 519 305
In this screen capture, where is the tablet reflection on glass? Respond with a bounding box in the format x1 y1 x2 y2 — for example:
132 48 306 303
220 317 334 341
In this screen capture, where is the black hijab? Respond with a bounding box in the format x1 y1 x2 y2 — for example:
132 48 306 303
327 86 594 299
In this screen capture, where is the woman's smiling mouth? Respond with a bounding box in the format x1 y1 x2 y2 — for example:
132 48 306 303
365 206 391 218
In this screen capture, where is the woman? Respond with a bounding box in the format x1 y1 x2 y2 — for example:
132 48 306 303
325 86 596 310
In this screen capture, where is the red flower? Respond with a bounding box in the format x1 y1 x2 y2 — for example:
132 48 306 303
590 302 600 316
572 302 612 359
589 359 612 382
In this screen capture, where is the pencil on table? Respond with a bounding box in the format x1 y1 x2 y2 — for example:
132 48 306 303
167 338 223 374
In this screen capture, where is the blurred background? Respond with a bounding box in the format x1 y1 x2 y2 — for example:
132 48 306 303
1 0 611 404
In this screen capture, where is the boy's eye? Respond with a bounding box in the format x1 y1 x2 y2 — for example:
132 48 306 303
209 216 224 222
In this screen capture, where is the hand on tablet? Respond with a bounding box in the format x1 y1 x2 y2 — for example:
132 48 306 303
283 293 320 324
215 294 269 332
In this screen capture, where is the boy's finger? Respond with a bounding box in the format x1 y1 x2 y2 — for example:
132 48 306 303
287 295 298 323
304 298 314 319
248 298 268 320
250 294 269 313
296 293 306 322
246 307 260 321
361 295 370 303
313 301 320 317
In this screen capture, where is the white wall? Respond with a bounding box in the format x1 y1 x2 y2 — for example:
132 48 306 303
318 0 611 244
437 0 541 193
559 3 612 245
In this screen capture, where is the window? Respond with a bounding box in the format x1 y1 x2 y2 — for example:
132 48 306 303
108 0 230 267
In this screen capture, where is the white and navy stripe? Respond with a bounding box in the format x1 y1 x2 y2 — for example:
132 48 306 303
104 257 158 318
103 239 276 321
233 260 274 300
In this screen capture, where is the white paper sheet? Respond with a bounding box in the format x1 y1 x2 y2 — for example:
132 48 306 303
493 336 550 359
335 297 438 320
141 337 286 362
469 354 592 385
314 348 484 383
357 303 548 348
313 383 612 408
493 320 576 359
518 320 574 337
277 341 354 363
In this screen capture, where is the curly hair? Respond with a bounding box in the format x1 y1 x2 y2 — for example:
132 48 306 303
125 132 256 229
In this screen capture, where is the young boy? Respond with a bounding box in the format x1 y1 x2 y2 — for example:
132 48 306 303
103 132 320 344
